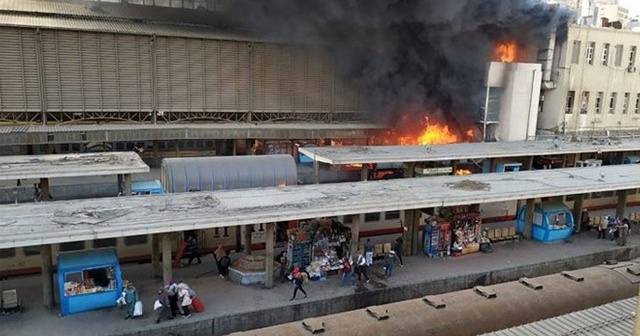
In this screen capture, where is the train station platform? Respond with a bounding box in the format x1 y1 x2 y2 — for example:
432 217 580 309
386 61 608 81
1 209 640 336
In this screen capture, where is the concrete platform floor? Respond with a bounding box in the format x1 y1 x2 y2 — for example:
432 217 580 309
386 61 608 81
0 213 638 336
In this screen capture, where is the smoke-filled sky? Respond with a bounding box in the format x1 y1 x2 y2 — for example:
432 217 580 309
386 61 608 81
226 0 572 129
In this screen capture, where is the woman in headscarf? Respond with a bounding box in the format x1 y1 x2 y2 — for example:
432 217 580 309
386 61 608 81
122 280 138 319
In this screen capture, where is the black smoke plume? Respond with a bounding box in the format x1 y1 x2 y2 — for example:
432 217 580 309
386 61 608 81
225 0 572 129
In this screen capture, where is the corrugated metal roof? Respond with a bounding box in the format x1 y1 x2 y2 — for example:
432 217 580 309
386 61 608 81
0 12 259 42
481 297 638 336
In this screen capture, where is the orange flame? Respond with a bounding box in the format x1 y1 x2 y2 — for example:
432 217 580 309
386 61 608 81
373 116 474 146
455 169 473 176
495 42 518 63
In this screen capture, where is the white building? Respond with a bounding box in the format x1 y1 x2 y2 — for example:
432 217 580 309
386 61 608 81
538 25 640 136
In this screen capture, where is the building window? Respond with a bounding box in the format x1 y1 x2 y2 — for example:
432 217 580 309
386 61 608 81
608 92 617 114
635 94 640 114
614 44 623 67
384 210 401 220
59 241 85 252
0 248 16 259
93 238 118 248
124 235 148 246
23 246 41 256
602 43 610 66
623 93 630 114
364 212 381 222
586 42 595 65
565 91 575 114
580 91 589 114
595 92 603 114
630 46 637 68
571 40 581 64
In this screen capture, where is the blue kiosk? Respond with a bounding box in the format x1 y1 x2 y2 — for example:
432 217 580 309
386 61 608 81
58 248 123 316
516 202 575 243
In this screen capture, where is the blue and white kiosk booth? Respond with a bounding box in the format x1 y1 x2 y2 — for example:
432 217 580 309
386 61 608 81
58 248 123 316
516 202 575 243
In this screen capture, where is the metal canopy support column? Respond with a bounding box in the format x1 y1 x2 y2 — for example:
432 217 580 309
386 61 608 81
123 174 132 196
39 178 51 201
40 244 54 309
402 162 418 255
572 194 585 233
517 156 535 211
161 233 172 285
361 165 369 181
117 174 124 195
403 209 421 256
151 234 161 279
152 141 159 168
313 158 320 184
264 222 275 289
350 214 360 258
617 189 629 220
523 199 535 239
244 225 252 255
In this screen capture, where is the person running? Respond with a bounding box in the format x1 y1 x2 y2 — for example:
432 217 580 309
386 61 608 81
338 257 355 287
290 268 308 301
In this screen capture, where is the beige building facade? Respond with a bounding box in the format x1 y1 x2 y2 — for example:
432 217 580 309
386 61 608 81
539 25 640 136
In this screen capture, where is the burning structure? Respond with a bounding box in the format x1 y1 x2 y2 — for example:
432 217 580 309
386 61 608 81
230 0 572 145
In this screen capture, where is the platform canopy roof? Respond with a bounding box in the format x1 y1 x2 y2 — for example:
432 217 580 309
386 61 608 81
0 164 639 249
298 138 640 165
0 152 149 181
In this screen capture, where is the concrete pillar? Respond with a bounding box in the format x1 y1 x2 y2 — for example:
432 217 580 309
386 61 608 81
264 222 275 288
235 226 242 252
175 140 179 158
574 153 581 167
572 194 584 233
151 234 161 279
232 140 237 156
524 156 534 170
314 160 320 184
117 174 123 195
451 160 459 175
403 162 416 178
350 214 360 258
39 177 51 201
523 199 535 239
123 174 132 196
40 244 54 309
617 189 629 220
152 141 159 168
161 234 172 285
403 209 421 256
360 165 369 181
243 225 252 255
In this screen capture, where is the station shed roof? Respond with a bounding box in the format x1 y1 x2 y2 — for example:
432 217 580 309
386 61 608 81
0 164 639 249
0 152 149 181
481 296 636 336
298 138 640 165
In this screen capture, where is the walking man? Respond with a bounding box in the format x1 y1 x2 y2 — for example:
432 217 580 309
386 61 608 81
364 239 374 266
356 253 370 283
383 250 398 278
290 268 308 301
394 237 404 267
155 287 173 324
186 235 201 265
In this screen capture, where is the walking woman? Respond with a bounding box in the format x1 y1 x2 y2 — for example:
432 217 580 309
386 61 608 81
290 268 308 301
122 280 138 319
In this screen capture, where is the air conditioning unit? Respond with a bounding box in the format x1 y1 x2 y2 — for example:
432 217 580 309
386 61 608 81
628 66 637 73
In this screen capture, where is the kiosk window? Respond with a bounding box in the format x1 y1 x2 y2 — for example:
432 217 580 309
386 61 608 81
64 267 117 297
365 212 381 222
59 241 85 252
0 248 16 258
23 246 41 256
124 235 148 246
93 238 118 248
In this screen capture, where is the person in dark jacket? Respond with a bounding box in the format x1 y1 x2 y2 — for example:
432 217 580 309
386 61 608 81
186 236 201 265
155 287 173 323
290 268 308 301
394 237 404 267
219 254 231 278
